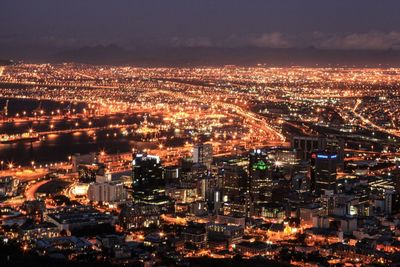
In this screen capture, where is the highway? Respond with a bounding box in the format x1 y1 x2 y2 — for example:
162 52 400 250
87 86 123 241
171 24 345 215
159 89 287 146
0 168 49 182
348 99 400 138
25 179 50 201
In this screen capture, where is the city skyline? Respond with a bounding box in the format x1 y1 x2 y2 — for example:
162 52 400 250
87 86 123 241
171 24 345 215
1 1 400 267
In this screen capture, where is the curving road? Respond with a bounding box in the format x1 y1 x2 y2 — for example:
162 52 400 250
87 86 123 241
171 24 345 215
25 180 50 200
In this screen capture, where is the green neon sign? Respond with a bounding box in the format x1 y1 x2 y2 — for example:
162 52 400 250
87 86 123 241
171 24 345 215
252 160 269 170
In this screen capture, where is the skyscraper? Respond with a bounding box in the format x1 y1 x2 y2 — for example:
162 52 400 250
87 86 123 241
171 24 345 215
292 136 344 168
132 153 165 203
218 163 248 216
248 149 272 216
193 143 213 169
314 152 337 194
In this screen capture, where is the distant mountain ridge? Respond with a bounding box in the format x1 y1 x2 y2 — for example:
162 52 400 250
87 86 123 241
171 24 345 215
3 44 400 67
0 59 14 66
52 45 400 67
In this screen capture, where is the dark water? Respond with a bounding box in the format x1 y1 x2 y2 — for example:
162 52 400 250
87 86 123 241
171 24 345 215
0 98 86 117
0 131 141 165
0 98 164 166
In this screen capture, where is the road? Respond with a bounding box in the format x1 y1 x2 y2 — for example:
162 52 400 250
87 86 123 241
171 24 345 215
159 89 287 145
0 168 49 182
25 179 50 200
348 99 400 138
353 99 362 112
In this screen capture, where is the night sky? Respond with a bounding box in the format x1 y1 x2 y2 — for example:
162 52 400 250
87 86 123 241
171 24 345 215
0 0 400 49
1 0 400 63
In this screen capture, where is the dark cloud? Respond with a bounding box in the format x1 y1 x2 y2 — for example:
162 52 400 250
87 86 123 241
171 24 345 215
247 33 292 49
313 32 400 50
170 31 400 51
170 37 214 48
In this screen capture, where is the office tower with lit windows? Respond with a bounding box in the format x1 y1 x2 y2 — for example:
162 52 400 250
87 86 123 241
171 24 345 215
193 143 213 169
292 136 345 170
314 152 337 194
248 149 272 216
132 153 165 203
87 181 127 203
292 136 326 160
218 163 248 216
391 167 400 214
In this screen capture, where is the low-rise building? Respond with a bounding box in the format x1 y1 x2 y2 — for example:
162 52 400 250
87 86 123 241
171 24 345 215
119 203 160 229
19 222 60 241
44 206 115 231
182 222 207 249
0 175 18 197
87 181 127 203
235 241 269 255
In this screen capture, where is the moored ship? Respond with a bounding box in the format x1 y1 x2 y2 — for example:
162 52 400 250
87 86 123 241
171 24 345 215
0 132 40 144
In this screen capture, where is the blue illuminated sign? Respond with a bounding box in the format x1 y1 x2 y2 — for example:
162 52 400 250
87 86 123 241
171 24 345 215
317 154 337 159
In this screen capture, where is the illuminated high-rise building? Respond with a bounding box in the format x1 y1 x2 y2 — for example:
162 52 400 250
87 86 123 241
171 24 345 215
292 136 345 171
193 143 213 169
132 153 165 203
314 152 337 194
248 149 272 216
218 163 248 216
292 136 325 160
